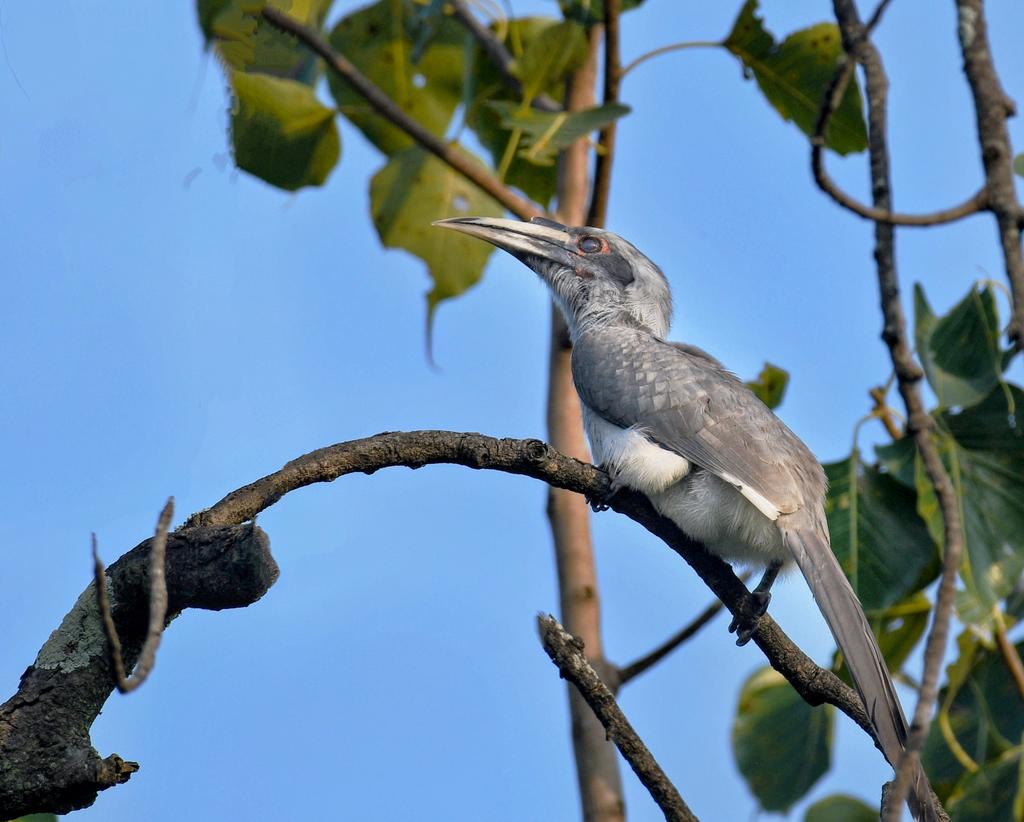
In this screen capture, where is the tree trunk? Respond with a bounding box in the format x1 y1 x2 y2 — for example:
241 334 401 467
547 26 627 822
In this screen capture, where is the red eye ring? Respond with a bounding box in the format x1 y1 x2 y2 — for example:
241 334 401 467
578 236 603 253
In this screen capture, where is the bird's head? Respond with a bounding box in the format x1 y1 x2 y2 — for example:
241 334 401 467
434 216 672 339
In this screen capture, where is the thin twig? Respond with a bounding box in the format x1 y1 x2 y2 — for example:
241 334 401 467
616 573 751 689
261 7 543 222
617 600 725 689
586 0 621 228
538 615 700 822
993 609 1024 700
449 0 561 112
620 41 721 79
954 0 1024 347
811 31 988 228
869 385 904 439
93 498 174 693
827 4 961 821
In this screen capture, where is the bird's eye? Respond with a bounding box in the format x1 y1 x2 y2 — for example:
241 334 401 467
578 236 603 254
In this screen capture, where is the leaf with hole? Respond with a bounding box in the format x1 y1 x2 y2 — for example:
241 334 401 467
724 0 867 155
745 362 789 409
486 102 631 167
914 284 1006 410
733 667 833 812
874 435 917 489
230 72 340 190
370 146 503 326
327 0 466 155
823 453 938 612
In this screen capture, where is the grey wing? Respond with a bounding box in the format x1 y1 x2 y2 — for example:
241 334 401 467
573 330 825 518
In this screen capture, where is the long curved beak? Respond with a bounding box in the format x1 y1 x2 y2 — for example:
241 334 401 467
432 216 575 269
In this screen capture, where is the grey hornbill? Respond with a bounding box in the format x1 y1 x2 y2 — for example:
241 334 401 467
435 215 941 822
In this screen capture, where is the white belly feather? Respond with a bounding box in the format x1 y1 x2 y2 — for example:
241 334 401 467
581 405 691 495
581 403 789 568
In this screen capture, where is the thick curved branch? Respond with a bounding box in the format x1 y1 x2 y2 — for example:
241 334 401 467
954 0 1024 347
449 0 561 113
811 56 988 227
538 615 699 822
829 3 964 819
261 7 543 222
0 523 278 818
186 431 880 741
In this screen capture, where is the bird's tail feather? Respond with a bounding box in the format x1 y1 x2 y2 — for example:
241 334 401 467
783 519 941 822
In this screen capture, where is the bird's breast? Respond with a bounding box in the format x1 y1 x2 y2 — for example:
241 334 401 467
581 403 691 495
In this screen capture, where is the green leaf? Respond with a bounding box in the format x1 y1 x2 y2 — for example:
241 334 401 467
914 386 1024 617
230 71 340 190
1014 153 1024 179
9 816 59 822
733 667 833 812
804 794 877 822
745 362 789 409
723 0 867 155
947 746 1022 822
558 0 645 25
874 435 917 488
464 17 573 205
485 101 630 166
823 454 938 611
510 21 588 105
876 591 931 672
199 0 331 84
370 146 503 319
327 0 466 155
914 284 1005 410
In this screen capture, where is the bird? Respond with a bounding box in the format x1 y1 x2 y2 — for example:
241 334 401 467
434 215 940 822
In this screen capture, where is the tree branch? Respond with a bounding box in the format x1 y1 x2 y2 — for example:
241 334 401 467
614 585 741 691
185 431 881 742
9 427 897 815
812 55 988 227
538 615 700 822
0 523 278 818
586 0 622 228
261 7 543 222
954 0 1024 347
92 498 173 693
449 0 561 113
827 4 964 819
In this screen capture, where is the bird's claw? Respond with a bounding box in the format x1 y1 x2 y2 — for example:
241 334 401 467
587 469 623 513
728 590 772 646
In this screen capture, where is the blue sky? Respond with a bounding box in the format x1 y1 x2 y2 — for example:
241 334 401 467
2 1 1022 819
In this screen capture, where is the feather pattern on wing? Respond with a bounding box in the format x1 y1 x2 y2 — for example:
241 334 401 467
571 326 826 515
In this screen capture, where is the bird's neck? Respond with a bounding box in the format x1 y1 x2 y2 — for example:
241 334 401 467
568 303 668 342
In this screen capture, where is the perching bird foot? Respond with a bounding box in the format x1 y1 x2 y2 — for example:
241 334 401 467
587 468 623 512
728 590 771 646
